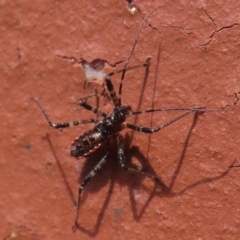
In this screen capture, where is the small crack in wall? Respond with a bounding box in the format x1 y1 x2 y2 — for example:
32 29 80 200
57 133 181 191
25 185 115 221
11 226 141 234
200 8 240 47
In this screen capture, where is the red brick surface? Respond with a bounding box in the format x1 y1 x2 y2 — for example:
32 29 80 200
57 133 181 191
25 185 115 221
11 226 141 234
1 1 240 239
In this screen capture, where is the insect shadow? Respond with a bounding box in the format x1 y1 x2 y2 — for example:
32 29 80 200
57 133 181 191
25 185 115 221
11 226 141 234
45 130 166 237
45 109 235 238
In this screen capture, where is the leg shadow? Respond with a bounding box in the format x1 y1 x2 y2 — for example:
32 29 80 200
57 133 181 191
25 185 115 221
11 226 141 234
44 134 116 237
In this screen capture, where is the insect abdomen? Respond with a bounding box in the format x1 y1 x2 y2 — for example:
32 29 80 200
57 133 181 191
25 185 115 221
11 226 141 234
70 130 104 158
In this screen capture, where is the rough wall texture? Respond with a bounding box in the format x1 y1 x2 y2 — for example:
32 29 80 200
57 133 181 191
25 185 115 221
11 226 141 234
1 1 240 239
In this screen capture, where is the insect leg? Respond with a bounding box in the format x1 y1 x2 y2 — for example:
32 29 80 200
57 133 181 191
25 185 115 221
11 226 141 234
105 57 151 107
123 111 193 133
109 59 150 77
130 107 208 115
78 91 107 118
117 135 166 187
73 152 110 231
32 98 96 129
104 74 124 107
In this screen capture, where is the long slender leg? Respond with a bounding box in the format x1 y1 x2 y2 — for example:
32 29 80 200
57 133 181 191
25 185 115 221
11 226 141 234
32 98 96 129
73 152 110 231
78 92 107 118
130 107 208 115
117 135 166 187
108 60 150 77
123 111 193 133
105 58 151 107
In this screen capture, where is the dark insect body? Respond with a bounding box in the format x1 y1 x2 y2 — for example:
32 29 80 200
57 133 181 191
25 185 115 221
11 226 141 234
70 105 132 158
33 12 208 231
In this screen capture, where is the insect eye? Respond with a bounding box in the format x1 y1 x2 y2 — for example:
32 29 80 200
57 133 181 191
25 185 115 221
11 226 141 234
83 139 89 145
89 136 95 142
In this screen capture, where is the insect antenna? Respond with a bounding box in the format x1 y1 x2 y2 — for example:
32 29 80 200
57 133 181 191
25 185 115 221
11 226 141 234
118 11 154 106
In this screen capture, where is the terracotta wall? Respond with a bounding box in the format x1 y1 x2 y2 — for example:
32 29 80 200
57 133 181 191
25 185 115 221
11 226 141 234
1 1 240 239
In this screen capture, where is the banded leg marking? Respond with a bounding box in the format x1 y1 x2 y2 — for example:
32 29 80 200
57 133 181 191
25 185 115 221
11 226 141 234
118 57 151 106
32 98 96 129
130 106 207 115
104 59 151 107
123 111 193 134
105 74 119 107
78 92 107 118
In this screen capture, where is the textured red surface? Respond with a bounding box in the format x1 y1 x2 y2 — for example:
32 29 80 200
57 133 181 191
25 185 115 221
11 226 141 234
1 1 240 239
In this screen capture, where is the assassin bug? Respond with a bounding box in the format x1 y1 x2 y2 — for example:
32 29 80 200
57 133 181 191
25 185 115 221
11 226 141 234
32 12 210 230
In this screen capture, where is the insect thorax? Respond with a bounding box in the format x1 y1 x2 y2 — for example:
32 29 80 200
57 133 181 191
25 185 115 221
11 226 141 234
70 105 132 158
